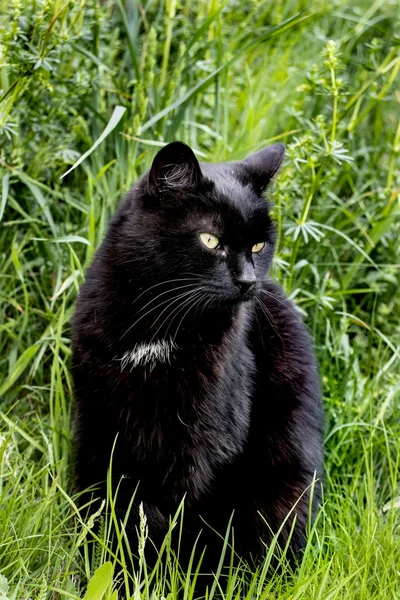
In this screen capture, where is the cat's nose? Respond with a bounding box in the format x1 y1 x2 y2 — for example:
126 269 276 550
236 278 256 294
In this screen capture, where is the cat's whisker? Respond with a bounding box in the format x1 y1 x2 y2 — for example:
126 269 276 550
259 288 313 334
254 309 265 353
256 297 288 368
192 292 208 320
152 288 205 343
148 288 204 342
199 293 215 317
134 283 200 316
120 287 202 340
131 277 201 306
158 296 198 342
255 296 281 339
172 291 206 344
180 271 206 280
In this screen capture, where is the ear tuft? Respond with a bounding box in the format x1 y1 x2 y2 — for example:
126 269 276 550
148 142 202 196
242 143 285 193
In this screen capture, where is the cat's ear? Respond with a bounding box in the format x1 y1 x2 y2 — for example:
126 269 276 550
241 143 285 194
147 141 203 196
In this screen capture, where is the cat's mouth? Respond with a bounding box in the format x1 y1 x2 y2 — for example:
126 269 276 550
204 284 258 305
240 288 258 302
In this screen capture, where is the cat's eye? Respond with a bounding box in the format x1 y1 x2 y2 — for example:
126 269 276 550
252 242 265 253
200 232 220 250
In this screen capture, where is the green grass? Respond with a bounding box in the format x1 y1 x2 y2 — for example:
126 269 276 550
1 0 400 597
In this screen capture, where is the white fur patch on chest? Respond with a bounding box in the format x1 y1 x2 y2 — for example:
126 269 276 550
120 339 176 370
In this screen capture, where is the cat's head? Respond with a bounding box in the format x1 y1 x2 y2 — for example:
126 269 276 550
115 141 284 311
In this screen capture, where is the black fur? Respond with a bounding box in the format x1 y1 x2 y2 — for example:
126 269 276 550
72 142 323 571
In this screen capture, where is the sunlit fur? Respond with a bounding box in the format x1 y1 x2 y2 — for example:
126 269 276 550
72 142 323 575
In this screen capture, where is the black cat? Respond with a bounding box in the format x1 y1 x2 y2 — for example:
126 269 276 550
72 141 323 574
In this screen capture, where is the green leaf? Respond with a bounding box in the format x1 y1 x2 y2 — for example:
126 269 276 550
19 175 57 237
138 65 227 134
0 573 10 594
0 344 39 397
51 269 81 300
60 106 126 179
0 173 10 223
83 563 114 600
31 235 92 246
184 0 231 53
115 0 140 80
139 13 310 136
0 408 45 453
71 43 112 72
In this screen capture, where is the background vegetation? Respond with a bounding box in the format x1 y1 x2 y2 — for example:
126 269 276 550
0 0 399 598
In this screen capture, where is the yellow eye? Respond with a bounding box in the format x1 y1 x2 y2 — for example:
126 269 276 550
200 232 220 249
252 242 265 253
